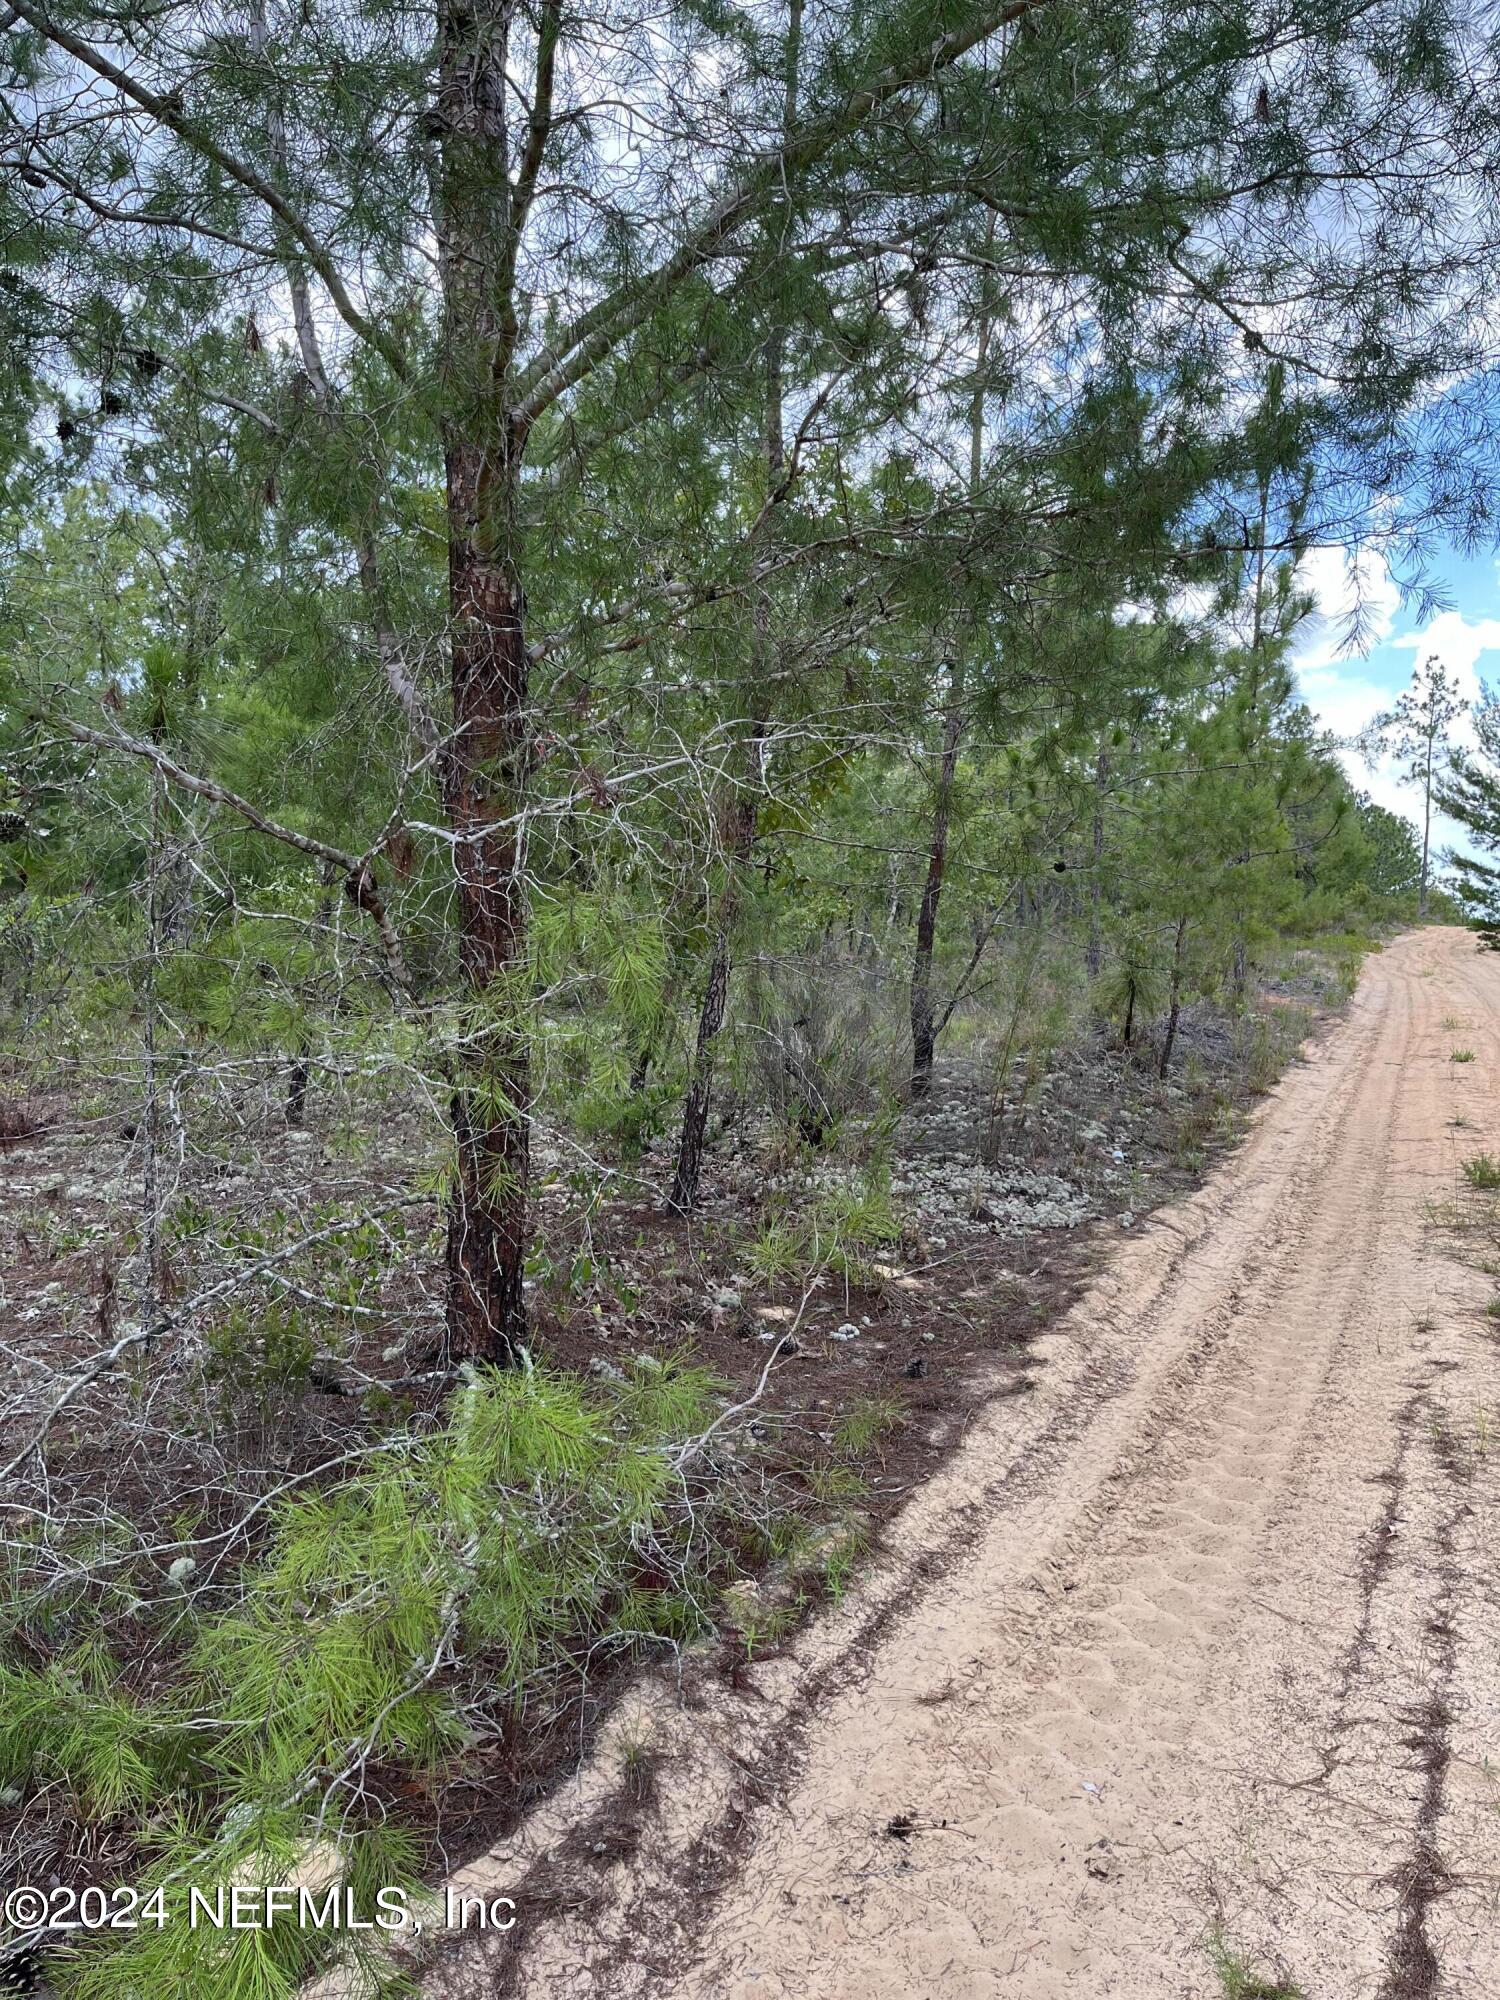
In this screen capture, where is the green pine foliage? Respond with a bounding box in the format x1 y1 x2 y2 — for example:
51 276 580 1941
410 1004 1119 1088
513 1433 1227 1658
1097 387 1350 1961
1436 683 1500 946
0 1360 725 1999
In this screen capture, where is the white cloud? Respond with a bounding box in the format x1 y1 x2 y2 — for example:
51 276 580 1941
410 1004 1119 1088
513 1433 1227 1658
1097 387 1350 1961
1292 541 1403 774
1298 668 1388 743
1392 612 1500 704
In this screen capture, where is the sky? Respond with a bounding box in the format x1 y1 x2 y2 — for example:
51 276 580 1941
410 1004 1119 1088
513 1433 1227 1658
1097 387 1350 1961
1294 540 1500 865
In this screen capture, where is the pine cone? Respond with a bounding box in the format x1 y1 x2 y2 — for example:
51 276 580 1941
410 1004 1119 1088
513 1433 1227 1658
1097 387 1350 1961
0 810 27 843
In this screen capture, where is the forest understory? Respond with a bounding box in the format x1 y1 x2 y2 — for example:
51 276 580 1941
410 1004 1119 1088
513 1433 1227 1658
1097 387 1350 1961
0 936 1351 1996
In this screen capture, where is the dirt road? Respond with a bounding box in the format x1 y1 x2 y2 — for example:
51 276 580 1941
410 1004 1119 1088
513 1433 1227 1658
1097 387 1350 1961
440 926 1500 2000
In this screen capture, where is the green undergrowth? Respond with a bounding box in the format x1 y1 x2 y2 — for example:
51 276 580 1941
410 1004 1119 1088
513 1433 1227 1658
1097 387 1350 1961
1203 1922 1304 1999
0 1358 738 1998
746 1164 902 1291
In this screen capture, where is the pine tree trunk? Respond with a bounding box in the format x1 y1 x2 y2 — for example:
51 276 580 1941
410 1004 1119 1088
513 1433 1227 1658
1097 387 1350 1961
909 685 963 1098
432 0 536 1365
1087 737 1107 978
286 880 334 1128
666 0 799 1213
1159 914 1188 1078
140 773 163 1336
439 437 533 1366
669 931 731 1212
1234 478 1271 1002
285 1047 311 1128
1419 735 1433 916
910 233 992 1099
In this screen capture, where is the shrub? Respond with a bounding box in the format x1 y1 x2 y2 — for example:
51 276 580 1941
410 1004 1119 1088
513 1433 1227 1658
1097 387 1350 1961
10 1362 731 2000
203 1301 319 1407
831 1394 903 1460
1202 1923 1303 1999
744 1167 903 1291
1092 924 1167 1045
743 954 896 1147
0 1645 192 1822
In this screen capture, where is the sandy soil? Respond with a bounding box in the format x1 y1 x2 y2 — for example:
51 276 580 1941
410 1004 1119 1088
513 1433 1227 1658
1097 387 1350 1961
419 926 1500 2000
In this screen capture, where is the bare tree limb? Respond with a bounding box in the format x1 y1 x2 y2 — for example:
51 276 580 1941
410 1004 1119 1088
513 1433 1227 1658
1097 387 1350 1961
54 715 412 992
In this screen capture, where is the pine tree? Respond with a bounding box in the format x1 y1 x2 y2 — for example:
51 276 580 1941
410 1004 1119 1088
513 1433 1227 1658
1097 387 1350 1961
1436 686 1500 946
1360 658 1466 918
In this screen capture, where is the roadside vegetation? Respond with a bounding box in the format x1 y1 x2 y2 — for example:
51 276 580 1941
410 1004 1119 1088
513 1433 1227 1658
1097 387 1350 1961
0 611 1420 1997
1203 1924 1305 2000
2 0 1499 1994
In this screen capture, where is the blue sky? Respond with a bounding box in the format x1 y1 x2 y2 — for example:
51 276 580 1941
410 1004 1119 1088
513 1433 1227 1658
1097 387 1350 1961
1294 540 1500 861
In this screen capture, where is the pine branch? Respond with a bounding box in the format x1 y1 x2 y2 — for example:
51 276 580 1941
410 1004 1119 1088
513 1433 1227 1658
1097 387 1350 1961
508 0 1052 428
0 1202 428 1489
6 0 409 380
0 148 281 260
53 715 412 993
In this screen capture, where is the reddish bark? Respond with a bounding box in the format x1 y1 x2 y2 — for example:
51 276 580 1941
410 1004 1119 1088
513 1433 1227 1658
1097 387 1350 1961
438 435 533 1365
431 0 537 1363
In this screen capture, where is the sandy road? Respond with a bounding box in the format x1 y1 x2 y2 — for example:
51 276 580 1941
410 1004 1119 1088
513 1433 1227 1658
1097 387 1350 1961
439 927 1500 2000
